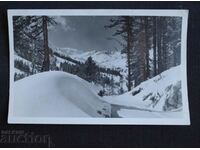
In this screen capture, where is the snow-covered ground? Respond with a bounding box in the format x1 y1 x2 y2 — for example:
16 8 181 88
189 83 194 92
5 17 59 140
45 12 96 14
12 65 183 119
12 71 111 118
13 46 184 119
117 108 182 118
104 65 183 118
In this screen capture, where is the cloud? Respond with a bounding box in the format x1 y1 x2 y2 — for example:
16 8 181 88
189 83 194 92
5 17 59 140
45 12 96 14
54 16 74 32
48 16 122 52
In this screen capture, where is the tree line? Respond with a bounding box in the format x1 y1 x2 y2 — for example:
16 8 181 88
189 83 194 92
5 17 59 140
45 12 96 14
60 56 124 96
54 52 122 77
105 16 181 91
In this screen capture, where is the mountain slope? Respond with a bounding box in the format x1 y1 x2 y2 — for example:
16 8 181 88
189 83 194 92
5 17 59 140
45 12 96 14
12 71 111 118
104 65 182 112
52 47 127 72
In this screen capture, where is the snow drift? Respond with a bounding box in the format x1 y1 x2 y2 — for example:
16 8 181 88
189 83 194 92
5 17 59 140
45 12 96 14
12 71 111 118
104 65 182 112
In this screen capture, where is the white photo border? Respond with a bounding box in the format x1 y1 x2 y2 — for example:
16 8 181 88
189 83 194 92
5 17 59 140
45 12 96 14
8 9 190 125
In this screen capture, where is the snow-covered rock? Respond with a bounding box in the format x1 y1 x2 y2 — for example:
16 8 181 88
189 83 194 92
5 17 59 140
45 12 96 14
12 71 111 118
104 65 182 112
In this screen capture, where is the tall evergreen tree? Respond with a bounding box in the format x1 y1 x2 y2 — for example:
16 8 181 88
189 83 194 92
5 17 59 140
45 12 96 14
105 16 134 91
157 17 163 74
144 17 150 79
168 17 182 66
161 17 168 70
13 16 57 72
84 56 97 82
152 17 157 76
41 16 50 71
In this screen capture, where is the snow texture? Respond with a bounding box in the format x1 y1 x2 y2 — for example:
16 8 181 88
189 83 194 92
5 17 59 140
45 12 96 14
12 71 111 118
104 65 182 114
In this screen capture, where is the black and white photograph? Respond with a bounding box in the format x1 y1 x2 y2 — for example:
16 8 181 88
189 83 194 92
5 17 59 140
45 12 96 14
8 9 190 124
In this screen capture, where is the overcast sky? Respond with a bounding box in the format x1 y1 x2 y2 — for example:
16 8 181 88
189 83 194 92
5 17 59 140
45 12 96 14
48 16 121 52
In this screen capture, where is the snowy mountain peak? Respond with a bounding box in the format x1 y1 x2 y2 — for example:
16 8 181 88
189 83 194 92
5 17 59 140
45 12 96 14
51 45 127 70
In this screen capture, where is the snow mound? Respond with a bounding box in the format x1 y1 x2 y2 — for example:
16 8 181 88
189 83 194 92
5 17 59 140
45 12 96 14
105 65 182 112
12 71 111 118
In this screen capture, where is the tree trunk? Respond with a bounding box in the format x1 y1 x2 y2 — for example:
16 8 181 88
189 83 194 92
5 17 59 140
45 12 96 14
157 17 162 74
153 17 157 76
144 17 150 79
42 16 50 71
174 48 178 66
162 18 168 70
127 17 132 91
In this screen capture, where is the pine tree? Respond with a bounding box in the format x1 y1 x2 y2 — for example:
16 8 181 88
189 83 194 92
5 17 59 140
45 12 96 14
105 16 134 91
110 75 115 95
154 16 181 73
41 16 57 71
162 17 168 70
13 16 57 72
152 17 157 76
157 17 163 74
84 56 97 82
144 17 150 79
41 16 50 71
168 17 182 67
131 17 149 86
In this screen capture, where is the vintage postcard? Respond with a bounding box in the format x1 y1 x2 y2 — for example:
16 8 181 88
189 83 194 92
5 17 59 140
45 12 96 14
8 9 190 125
